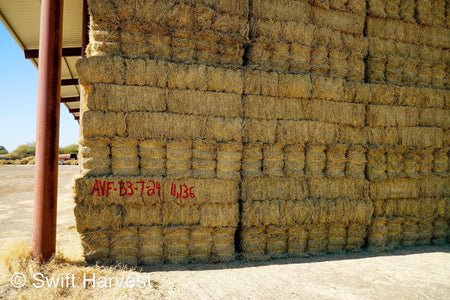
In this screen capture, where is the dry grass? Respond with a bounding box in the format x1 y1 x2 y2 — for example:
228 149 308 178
0 241 159 300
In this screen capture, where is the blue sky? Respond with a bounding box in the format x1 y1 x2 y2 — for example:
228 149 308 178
0 23 79 153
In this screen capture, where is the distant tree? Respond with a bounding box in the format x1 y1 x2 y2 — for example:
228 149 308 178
59 144 78 154
13 142 36 158
0 146 8 155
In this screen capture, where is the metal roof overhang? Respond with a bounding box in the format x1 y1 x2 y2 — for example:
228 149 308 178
0 0 83 121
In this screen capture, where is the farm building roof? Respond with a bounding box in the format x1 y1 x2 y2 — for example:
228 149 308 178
0 0 83 122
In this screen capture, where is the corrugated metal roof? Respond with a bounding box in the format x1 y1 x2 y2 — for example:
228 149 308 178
0 0 83 121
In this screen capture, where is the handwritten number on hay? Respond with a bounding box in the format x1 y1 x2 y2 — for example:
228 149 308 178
170 183 195 199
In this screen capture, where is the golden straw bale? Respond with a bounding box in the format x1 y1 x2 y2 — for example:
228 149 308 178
213 227 235 246
80 230 110 264
241 177 308 201
167 63 207 90
402 217 419 247
164 226 190 264
252 0 310 23
285 144 305 177
192 139 216 178
327 223 347 253
326 144 347 177
266 226 288 258
305 145 326 177
200 204 239 227
271 42 290 70
243 69 261 95
386 217 404 248
367 146 387 180
212 243 235 262
367 105 419 127
282 22 314 45
368 217 388 250
309 178 368 201
144 59 169 88
403 149 420 178
287 226 308 256
205 117 242 142
311 7 365 35
126 112 206 140
416 219 434 246
290 43 311 72
244 95 306 121
432 217 448 245
111 137 139 176
260 70 279 97
139 226 164 265
400 0 415 22
345 145 366 179
433 148 448 175
189 226 212 263
370 178 419 200
79 138 111 176
110 227 138 266
263 143 284 177
243 119 277 144
139 139 166 176
242 143 263 177
76 56 125 84
207 66 243 94
278 73 312 99
386 147 405 178
307 224 328 254
346 223 367 250
311 76 345 101
240 226 267 260
124 204 162 227
242 200 281 227
162 203 200 226
310 46 329 75
277 120 339 145
82 111 126 138
166 140 192 178
419 176 448 198
168 90 242 118
216 142 242 179
400 126 443 149
419 108 450 129
419 149 434 176
74 204 123 233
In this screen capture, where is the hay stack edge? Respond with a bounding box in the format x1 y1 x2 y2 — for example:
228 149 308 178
73 0 449 265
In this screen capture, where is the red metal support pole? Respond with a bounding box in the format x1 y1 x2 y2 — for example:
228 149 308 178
32 0 64 261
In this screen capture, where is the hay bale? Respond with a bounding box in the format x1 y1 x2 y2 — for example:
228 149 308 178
312 6 365 35
368 217 388 251
433 148 448 175
82 111 127 138
311 76 345 101
370 178 419 200
207 66 243 94
278 73 311 99
166 140 192 178
200 204 239 227
241 226 268 261
285 144 305 177
277 120 339 145
309 178 368 201
367 105 419 127
243 69 261 95
367 146 387 180
416 218 434 246
386 217 404 249
399 127 443 148
192 139 216 178
80 230 110 264
205 117 243 142
242 200 281 227
139 226 164 265
79 137 111 176
216 142 242 179
109 227 138 266
327 223 347 254
326 144 347 177
74 204 123 233
76 56 125 84
139 139 166 177
402 217 419 247
266 226 288 258
189 226 212 263
242 143 263 177
403 149 420 178
287 226 308 257
419 149 434 176
164 226 190 264
386 147 405 178
346 223 366 250
432 217 448 245
263 143 284 177
241 177 308 202
212 227 236 262
162 203 200 226
310 46 329 75
307 224 328 254
243 119 277 143
346 145 366 179
305 145 326 177
167 63 207 90
306 99 365 127
168 90 242 118
110 137 139 176
124 204 162 227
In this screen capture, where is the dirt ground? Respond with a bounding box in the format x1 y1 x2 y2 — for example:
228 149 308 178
0 165 449 299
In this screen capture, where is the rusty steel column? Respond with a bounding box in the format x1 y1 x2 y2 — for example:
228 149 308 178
33 0 64 261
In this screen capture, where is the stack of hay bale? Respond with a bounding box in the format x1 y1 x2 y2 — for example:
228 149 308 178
74 0 449 265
